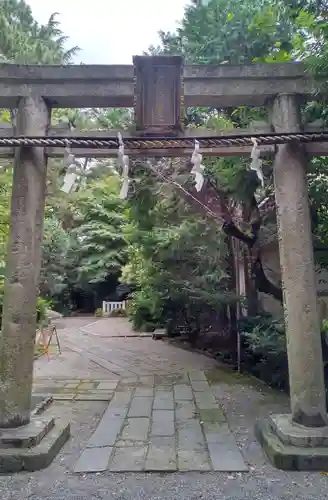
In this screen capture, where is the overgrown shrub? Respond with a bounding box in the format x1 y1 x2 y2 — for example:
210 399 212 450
127 290 162 332
238 313 328 404
238 313 288 390
36 297 52 326
94 308 103 317
109 308 127 318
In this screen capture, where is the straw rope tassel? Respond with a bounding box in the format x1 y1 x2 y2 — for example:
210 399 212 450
190 139 205 192
250 137 264 187
118 133 130 199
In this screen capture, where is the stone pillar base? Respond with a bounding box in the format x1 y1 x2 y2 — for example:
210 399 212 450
255 414 328 470
0 415 70 473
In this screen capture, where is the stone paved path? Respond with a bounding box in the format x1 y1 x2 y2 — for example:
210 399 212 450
2 317 326 499
33 378 118 401
33 317 247 473
74 371 248 472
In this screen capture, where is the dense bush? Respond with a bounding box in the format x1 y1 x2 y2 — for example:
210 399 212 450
108 308 127 318
238 313 328 404
237 313 288 390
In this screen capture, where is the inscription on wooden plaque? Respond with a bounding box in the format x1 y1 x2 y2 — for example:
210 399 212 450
133 55 184 136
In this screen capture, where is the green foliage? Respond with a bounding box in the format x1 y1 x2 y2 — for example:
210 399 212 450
68 175 127 285
36 297 52 326
238 313 328 398
94 308 103 317
40 216 72 298
122 161 238 334
239 314 286 355
108 308 127 318
0 4 130 319
2 0 328 398
148 0 293 64
0 0 79 64
322 318 328 334
237 313 289 389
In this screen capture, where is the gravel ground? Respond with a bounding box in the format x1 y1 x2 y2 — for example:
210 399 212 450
1 377 328 500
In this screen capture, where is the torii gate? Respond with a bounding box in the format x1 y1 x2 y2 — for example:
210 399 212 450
0 55 327 471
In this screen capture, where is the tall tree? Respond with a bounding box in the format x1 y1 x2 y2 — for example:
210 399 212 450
148 0 293 63
0 0 79 63
68 175 127 285
144 0 328 310
144 0 292 311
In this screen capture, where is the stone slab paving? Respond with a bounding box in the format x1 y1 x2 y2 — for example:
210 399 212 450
32 378 118 401
80 318 153 337
74 370 248 473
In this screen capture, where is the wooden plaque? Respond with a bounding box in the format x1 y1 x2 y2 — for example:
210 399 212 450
133 55 184 136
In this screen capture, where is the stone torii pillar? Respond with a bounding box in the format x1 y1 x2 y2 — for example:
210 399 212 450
0 96 69 472
256 93 328 470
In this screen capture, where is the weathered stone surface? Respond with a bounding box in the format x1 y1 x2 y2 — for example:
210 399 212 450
208 442 248 472
0 416 54 448
202 422 229 444
190 380 211 392
175 401 198 422
78 383 95 390
63 383 80 389
52 394 76 401
97 382 119 391
0 421 70 473
115 439 146 447
194 391 219 410
177 448 211 471
102 406 128 419
146 438 177 471
74 446 112 473
199 408 226 424
86 417 124 448
138 376 154 387
153 391 174 411
174 384 193 401
121 418 150 441
71 369 249 473
110 390 134 406
74 393 112 401
0 96 50 428
0 61 314 109
272 93 328 428
31 396 53 417
177 420 205 450
255 419 328 470
134 387 154 398
270 414 328 447
150 410 175 437
128 397 153 418
189 371 207 382
109 446 148 471
133 55 184 135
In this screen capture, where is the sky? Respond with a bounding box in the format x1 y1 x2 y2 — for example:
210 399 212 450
26 0 189 64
